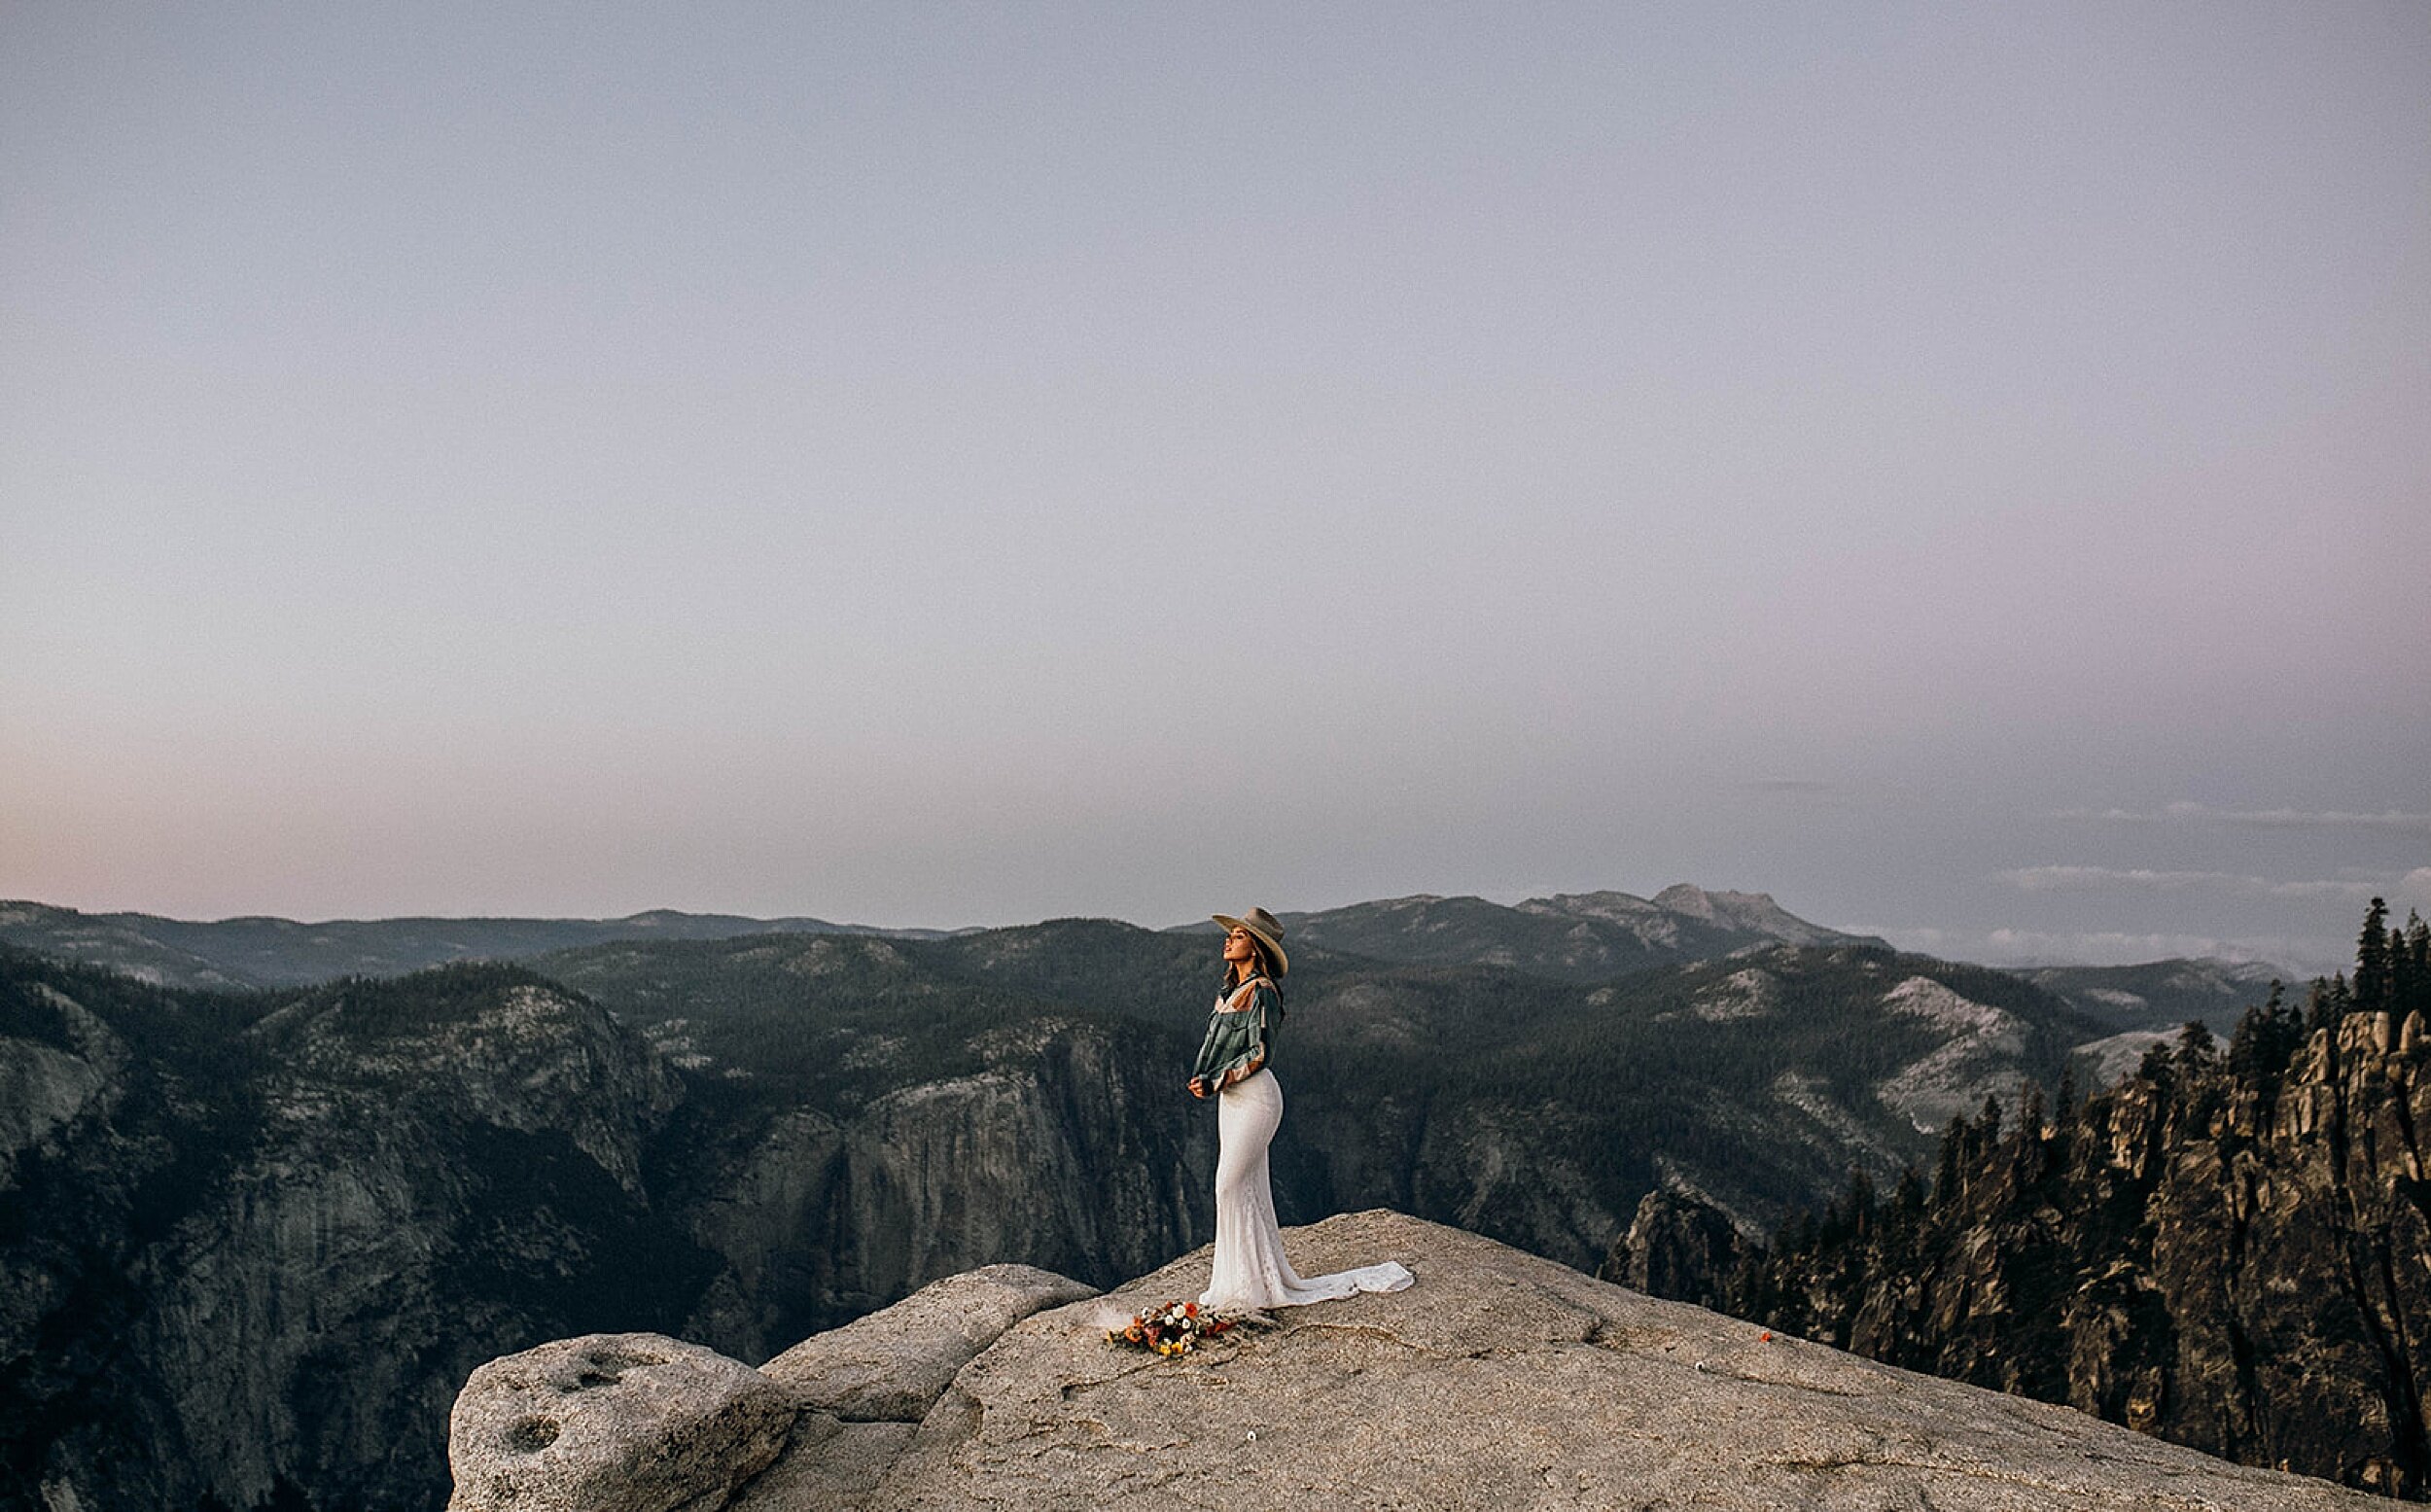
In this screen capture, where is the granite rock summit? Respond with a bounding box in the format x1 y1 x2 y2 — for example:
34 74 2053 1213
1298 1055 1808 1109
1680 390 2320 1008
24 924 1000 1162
448 1210 2380 1511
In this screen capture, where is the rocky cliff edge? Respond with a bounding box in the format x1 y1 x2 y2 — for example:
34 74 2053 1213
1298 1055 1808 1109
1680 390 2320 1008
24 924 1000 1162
447 1210 2383 1511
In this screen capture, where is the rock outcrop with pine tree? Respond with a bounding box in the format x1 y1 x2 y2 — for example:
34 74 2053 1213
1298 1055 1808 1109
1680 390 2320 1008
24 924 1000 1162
1608 899 2431 1500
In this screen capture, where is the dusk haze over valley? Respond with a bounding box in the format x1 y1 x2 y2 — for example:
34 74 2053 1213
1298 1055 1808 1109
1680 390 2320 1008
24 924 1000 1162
3 3 2429 1509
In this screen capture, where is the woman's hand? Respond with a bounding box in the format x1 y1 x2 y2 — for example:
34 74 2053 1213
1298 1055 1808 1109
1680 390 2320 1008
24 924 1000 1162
1187 1075 1209 1099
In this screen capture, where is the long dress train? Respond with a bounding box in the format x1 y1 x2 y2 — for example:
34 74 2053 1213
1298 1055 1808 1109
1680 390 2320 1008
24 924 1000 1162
1200 1068 1414 1311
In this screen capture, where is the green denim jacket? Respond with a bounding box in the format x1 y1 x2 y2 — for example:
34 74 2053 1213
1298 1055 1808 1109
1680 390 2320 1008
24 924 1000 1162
1190 974 1280 1092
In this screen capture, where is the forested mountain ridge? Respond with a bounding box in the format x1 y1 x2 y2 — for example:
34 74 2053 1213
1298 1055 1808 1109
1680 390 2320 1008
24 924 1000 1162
540 920 2111 1246
3 889 2271 1065
1606 899 2431 1500
0 900 957 991
2026 956 2301 1090
2023 956 2290 1037
1176 883 1888 981
0 882 1869 995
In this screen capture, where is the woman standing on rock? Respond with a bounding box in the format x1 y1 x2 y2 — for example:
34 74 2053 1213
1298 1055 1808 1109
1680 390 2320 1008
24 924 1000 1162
1189 907 1414 1311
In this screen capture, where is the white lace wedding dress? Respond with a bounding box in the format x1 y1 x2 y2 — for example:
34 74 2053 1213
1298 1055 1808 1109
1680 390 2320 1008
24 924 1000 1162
1201 1067 1415 1311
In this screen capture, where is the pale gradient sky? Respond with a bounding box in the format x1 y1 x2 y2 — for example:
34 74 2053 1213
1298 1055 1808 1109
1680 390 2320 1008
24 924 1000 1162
4 2 2426 972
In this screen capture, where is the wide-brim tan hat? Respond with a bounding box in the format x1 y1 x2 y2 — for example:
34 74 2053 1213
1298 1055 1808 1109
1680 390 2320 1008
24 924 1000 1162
1212 907 1288 976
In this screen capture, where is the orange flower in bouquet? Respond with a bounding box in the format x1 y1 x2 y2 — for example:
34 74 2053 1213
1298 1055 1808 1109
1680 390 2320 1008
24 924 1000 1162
1106 1299 1240 1357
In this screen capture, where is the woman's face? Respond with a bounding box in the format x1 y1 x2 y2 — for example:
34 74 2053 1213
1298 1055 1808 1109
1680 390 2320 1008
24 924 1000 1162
1222 927 1257 967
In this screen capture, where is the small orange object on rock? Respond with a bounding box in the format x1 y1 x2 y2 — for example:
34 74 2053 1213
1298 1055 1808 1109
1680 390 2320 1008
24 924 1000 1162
1760 1331 1774 1342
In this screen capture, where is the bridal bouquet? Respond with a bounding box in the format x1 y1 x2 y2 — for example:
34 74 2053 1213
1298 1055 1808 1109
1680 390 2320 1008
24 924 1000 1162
1106 1300 1240 1357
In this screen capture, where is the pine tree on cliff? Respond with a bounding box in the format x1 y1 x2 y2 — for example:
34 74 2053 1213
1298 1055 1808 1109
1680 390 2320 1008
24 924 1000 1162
2392 909 2428 1019
2306 972 2353 1032
1934 1112 1966 1205
1669 897 2431 1500
1972 1092 2002 1154
2227 981 2303 1101
2355 897 2394 1013
2134 1036 2177 1088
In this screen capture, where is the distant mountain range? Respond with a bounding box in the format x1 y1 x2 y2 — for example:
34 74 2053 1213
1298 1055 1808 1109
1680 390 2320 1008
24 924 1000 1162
2019 957 2295 1085
0 884 1877 994
0 887 2287 1108
0 900 958 991
2018 957 2288 1033
0 889 2286 1050
1179 884 1889 980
